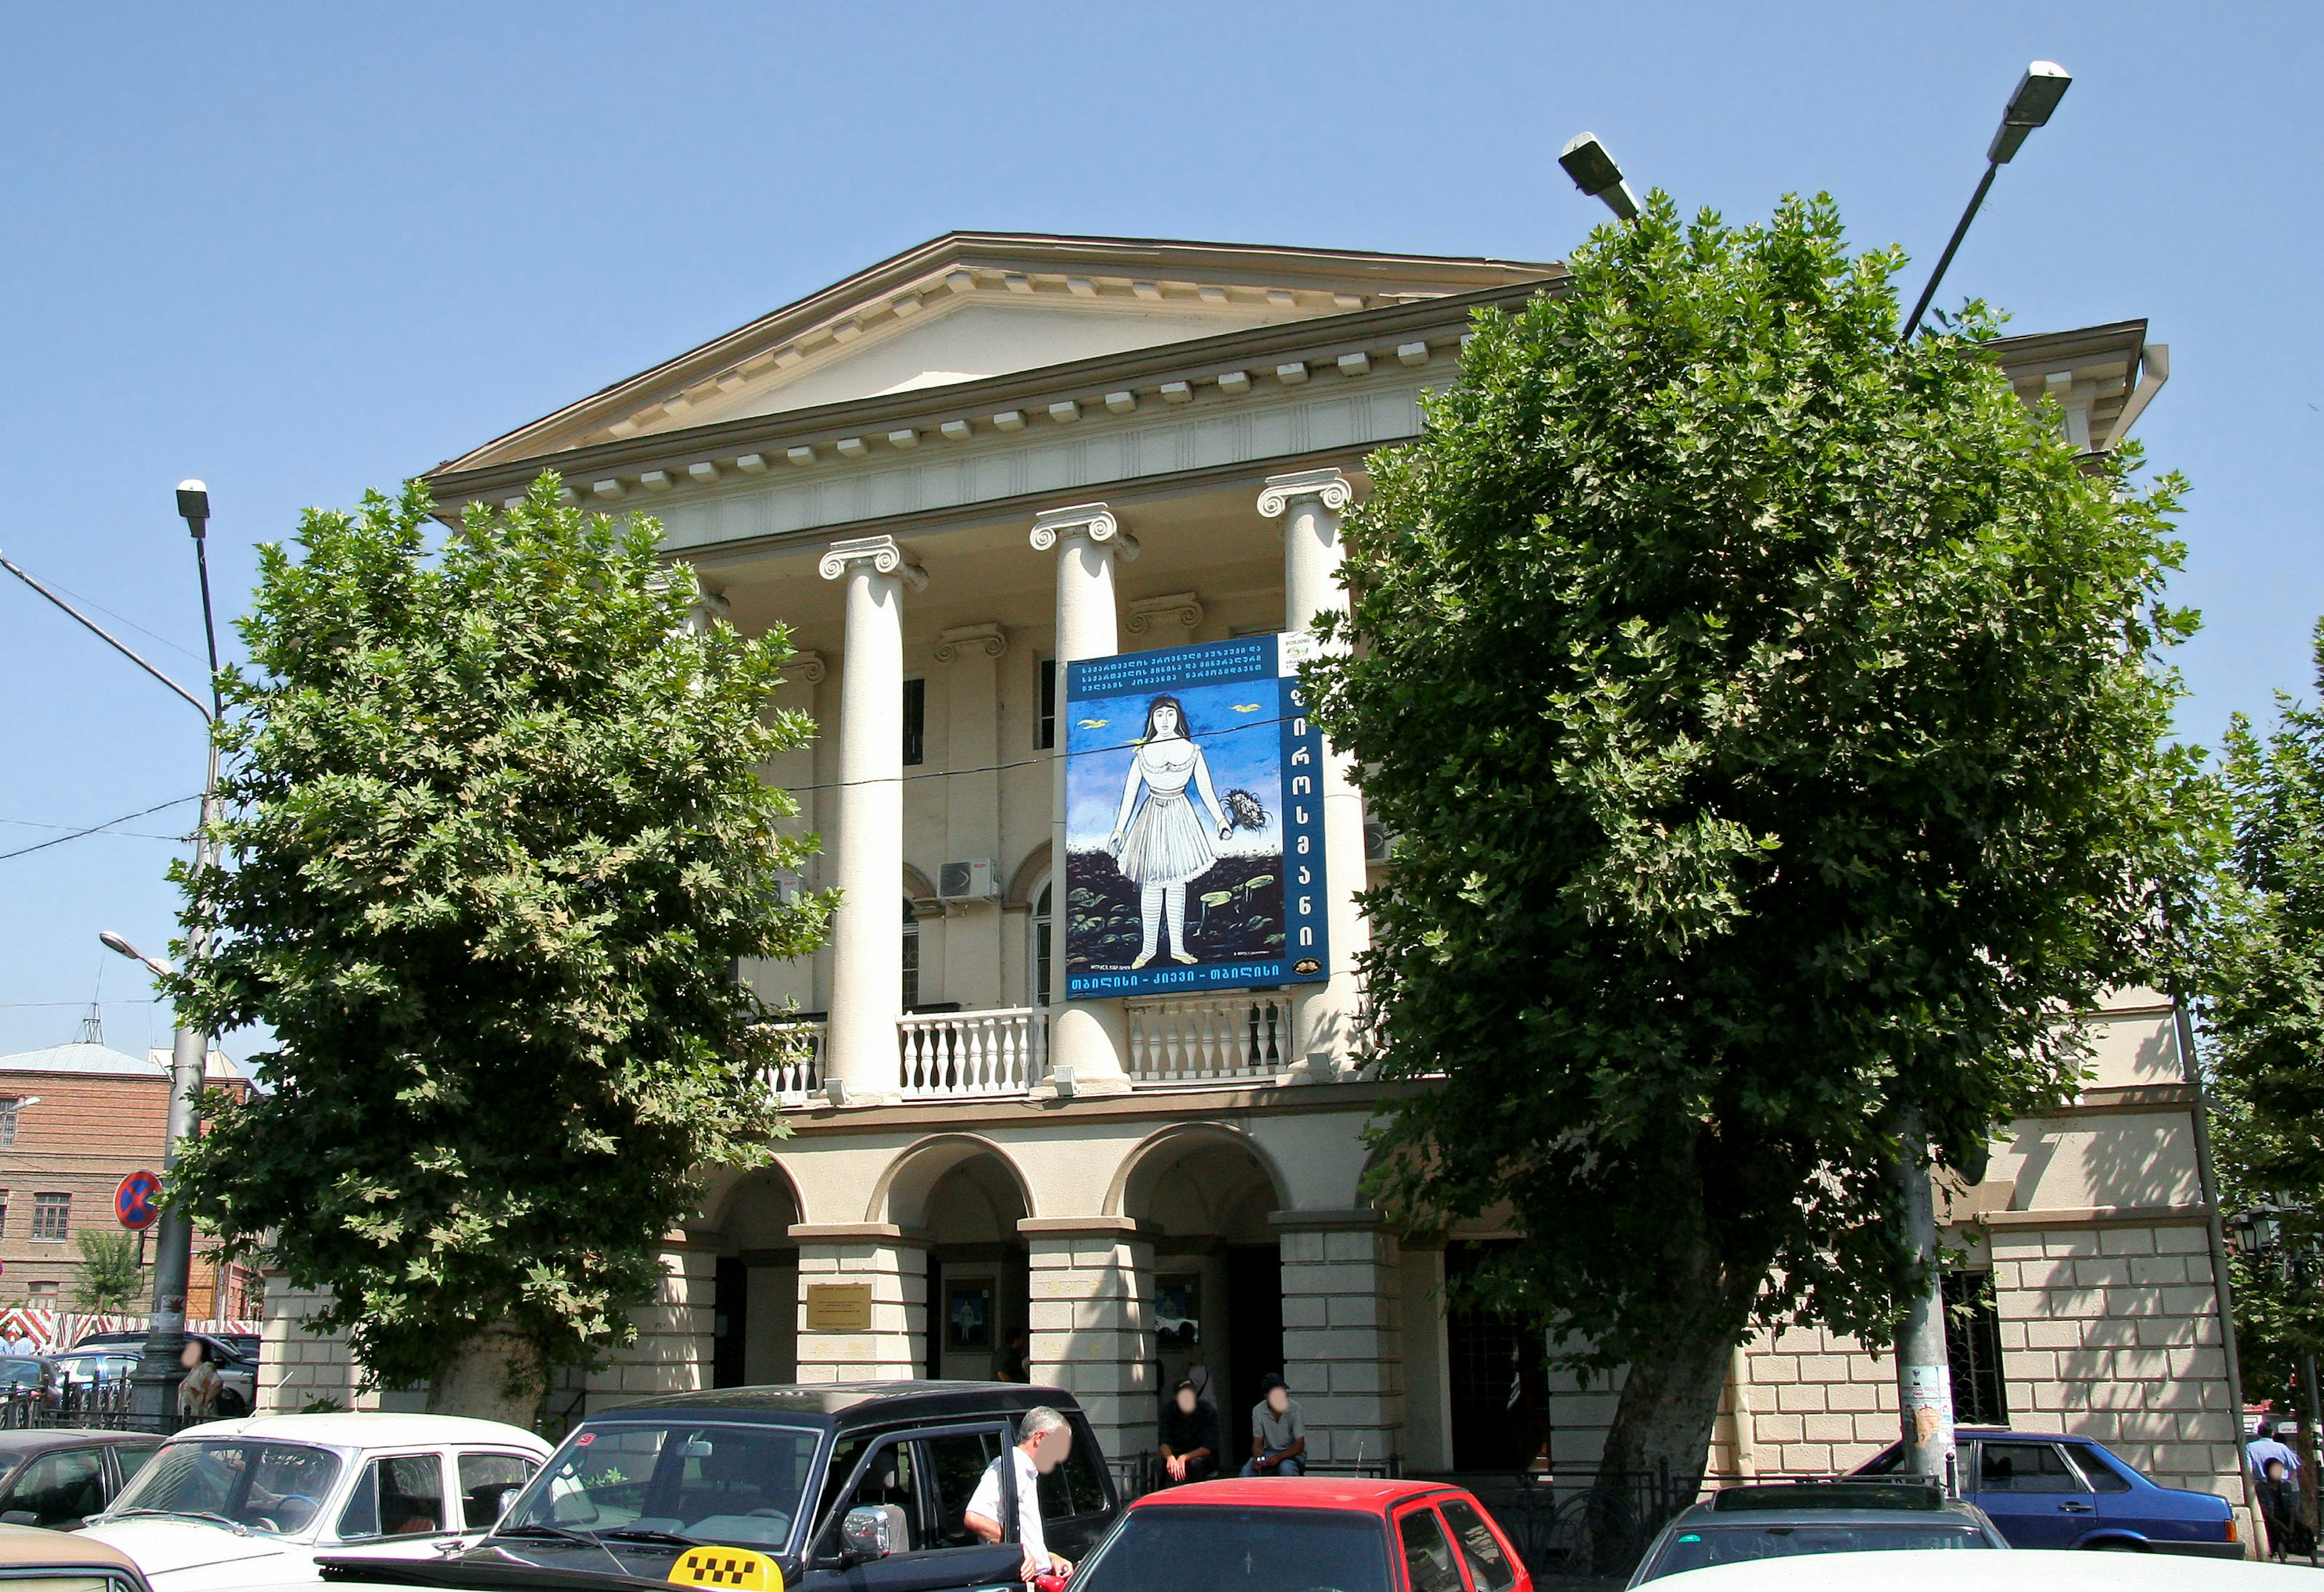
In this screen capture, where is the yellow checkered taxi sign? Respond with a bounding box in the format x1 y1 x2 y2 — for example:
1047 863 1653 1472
669 1545 782 1591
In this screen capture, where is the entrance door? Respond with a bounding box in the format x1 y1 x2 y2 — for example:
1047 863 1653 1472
1226 1244 1283 1453
1445 1241 1546 1472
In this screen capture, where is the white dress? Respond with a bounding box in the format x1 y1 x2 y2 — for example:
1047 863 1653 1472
1111 738 1216 887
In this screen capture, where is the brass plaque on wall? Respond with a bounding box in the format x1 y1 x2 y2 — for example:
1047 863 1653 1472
804 1282 875 1331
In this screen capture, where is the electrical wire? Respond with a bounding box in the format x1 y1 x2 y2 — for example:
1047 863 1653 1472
777 705 1309 796
0 816 191 840
0 795 199 865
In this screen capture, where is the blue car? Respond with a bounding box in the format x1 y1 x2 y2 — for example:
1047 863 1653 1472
1857 1429 2241 1556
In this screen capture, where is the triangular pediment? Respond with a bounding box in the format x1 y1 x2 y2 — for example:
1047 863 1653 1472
440 233 1553 472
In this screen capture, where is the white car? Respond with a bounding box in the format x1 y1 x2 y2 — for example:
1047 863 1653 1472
1657 1547 2279 1591
79 1412 550 1590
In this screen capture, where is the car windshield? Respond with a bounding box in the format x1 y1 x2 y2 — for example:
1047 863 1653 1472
499 1421 822 1552
107 1439 344 1536
1076 1505 1392 1592
1641 1522 1992 1580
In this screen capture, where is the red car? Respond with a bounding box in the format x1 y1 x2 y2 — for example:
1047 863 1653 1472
1067 1477 1531 1592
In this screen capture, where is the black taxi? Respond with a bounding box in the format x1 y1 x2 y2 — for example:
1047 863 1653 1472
322 1381 1117 1592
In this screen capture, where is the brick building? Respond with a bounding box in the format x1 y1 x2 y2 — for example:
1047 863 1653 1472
0 1026 256 1317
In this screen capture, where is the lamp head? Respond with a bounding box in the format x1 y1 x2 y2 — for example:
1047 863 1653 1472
99 931 143 962
1558 131 1641 222
1988 61 2071 163
176 480 210 533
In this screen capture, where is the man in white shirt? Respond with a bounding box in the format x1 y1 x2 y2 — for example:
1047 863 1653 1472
963 1406 1074 1582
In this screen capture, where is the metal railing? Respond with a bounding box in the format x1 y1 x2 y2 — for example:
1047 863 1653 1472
1408 1467 1691 1580
898 1008 1048 1098
0 1380 181 1435
1124 993 1291 1083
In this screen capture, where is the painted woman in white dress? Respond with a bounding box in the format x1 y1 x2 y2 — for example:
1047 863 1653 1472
1108 694 1233 969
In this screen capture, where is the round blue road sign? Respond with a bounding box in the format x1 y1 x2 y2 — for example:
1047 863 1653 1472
116 1170 161 1231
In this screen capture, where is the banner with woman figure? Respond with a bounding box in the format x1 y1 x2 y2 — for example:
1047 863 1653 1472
1063 634 1330 999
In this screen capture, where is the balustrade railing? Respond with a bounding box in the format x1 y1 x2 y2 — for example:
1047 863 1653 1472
767 1022 826 1104
898 1008 1048 1099
1124 993 1290 1083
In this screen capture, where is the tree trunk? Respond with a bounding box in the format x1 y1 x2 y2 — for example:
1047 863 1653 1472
425 1324 545 1431
1590 1225 1756 1574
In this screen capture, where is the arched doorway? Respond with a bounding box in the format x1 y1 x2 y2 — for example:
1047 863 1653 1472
874 1137 1034 1383
1119 1128 1285 1446
705 1165 803 1388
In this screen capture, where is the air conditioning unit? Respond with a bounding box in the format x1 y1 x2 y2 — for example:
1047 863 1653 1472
1363 821 1399 863
937 858 998 901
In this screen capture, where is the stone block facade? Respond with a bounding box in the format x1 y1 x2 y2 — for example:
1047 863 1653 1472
1279 1215 1405 1465
1025 1220 1154 1463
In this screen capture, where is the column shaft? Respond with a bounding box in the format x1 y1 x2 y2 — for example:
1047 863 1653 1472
937 626 1006 1010
1033 505 1135 1093
1023 1219 1154 1462
819 537 925 1099
1277 1215 1405 1465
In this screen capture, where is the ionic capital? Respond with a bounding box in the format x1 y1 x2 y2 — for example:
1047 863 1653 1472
1124 591 1205 637
1029 501 1139 563
778 649 827 685
818 533 928 591
933 623 1009 664
1256 467 1354 519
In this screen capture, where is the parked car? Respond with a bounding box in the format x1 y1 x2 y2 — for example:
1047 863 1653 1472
72 1334 257 1418
0 1356 42 1395
0 1518 155 1591
79 1412 550 1590
1855 1428 2242 1555
1627 1479 2006 1585
1635 1545 2281 1591
321 1381 1121 1592
1065 1476 1529 1592
0 1430 165 1530
39 1350 143 1415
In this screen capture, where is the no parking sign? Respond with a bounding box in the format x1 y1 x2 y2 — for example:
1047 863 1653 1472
115 1170 161 1231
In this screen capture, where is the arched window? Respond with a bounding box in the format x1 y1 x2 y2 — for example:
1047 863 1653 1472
902 897 921 1010
1032 882 1052 1008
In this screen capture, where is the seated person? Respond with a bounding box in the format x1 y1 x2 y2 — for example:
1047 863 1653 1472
1160 1373 1220 1486
1242 1373 1305 1478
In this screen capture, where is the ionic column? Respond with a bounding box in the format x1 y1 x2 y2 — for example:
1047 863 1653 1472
818 535 927 1103
1258 469 1371 1074
1031 504 1137 1096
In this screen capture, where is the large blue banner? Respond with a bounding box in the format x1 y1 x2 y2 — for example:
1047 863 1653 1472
1063 634 1330 1000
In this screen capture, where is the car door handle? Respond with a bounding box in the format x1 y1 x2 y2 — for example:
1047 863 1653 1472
2058 1501 2093 1513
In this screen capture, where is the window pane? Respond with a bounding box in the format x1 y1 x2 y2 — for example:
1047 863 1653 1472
1440 1500 1517 1592
112 1444 161 1485
2065 1446 2135 1493
922 1433 1001 1548
1034 1426 1107 1521
1076 1506 1390 1592
336 1461 379 1539
1037 660 1056 750
5 1448 107 1527
1942 1271 2008 1426
458 1452 539 1529
1978 1441 2084 1493
31 1196 69 1241
1398 1507 1466 1592
903 677 925 766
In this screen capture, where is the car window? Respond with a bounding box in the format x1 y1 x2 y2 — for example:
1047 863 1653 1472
812 1433 922 1560
2063 1446 2134 1493
1438 1500 1515 1592
922 1431 1002 1548
337 1453 448 1539
1034 1423 1109 1522
507 1422 819 1554
111 1444 162 1487
1644 1523 1991 1579
4 1447 107 1527
1977 1441 2086 1493
1399 1505 1466 1592
457 1452 539 1530
108 1438 343 1535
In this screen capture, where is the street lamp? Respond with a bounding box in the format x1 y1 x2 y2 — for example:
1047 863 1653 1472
1898 61 2073 344
1558 132 1641 222
2 487 228 1430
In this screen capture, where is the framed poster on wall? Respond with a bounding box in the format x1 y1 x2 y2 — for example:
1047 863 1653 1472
1063 634 1330 999
945 1281 994 1351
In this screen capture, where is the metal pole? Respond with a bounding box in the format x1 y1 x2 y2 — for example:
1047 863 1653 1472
1892 1108 1957 1486
1899 162 1999 346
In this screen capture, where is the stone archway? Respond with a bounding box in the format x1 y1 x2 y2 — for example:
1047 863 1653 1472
696 1162 804 1388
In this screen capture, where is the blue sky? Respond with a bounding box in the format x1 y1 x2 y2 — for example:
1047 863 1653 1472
2 3 2317 1057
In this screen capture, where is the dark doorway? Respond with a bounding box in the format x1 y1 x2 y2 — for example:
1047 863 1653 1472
1226 1243 1284 1449
1445 1240 1547 1472
925 1254 944 1380
712 1257 747 1389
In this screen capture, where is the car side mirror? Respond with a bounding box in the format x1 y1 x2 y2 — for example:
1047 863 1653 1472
0 1511 36 1527
841 1504 905 1564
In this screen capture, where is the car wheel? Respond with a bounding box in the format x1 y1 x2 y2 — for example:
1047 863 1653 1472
217 1389 249 1418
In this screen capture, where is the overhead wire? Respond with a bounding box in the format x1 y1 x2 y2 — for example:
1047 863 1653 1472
0 795 199 864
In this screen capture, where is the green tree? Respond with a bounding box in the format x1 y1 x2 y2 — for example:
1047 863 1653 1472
167 476 829 1412
1307 194 2210 1502
2202 621 2324 1416
71 1229 143 1312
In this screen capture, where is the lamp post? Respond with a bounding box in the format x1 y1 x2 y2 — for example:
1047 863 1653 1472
2230 1200 2322 1534
1898 61 2073 344
1558 132 1642 222
2 483 227 1429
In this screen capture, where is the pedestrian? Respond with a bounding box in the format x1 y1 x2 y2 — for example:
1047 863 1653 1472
963 1406 1075 1582
176 1339 221 1424
1160 1371 1221 1486
1242 1372 1306 1477
996 1327 1030 1384
2249 1418 2302 1482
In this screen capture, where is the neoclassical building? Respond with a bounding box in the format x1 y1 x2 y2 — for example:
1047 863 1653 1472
258 233 2244 1532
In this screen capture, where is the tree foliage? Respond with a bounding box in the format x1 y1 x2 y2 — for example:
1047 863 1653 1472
1305 194 2211 1482
71 1229 143 1312
2202 620 2324 1404
166 476 829 1393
